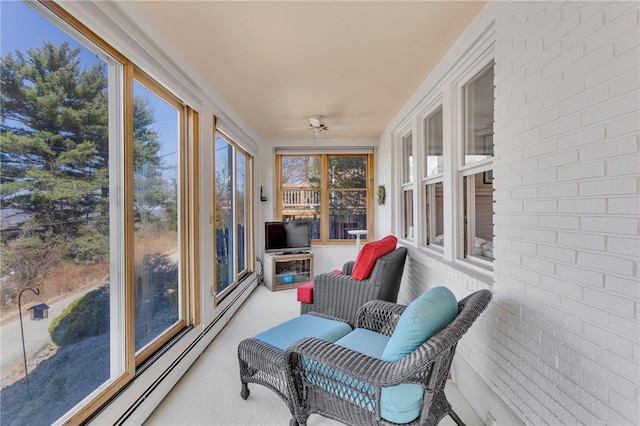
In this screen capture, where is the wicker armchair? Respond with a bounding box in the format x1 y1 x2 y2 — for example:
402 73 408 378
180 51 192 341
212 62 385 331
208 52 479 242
285 289 492 426
300 247 408 325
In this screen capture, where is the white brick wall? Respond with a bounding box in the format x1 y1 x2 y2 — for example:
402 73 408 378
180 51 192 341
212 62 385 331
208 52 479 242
375 133 394 239
381 1 640 424
495 2 639 423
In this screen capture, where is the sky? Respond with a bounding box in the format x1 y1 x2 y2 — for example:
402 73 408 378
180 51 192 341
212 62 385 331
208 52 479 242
0 0 178 167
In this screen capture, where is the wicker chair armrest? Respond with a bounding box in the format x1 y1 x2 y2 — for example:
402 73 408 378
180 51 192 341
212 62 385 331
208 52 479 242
305 311 348 322
310 273 378 318
342 261 355 275
285 335 453 388
313 272 371 288
355 299 406 336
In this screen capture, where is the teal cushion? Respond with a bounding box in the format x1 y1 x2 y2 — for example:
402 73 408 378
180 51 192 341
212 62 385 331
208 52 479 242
379 286 459 423
254 314 352 351
335 328 390 358
304 328 390 412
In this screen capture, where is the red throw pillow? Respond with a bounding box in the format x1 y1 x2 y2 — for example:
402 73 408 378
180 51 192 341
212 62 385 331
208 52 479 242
351 235 397 280
297 281 314 303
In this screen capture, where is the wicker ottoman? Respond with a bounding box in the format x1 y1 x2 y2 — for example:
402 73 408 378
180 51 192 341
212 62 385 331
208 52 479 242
238 313 352 418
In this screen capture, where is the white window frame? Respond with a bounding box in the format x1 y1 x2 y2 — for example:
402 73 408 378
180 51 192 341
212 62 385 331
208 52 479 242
420 101 445 253
399 129 416 241
391 25 494 276
454 60 495 269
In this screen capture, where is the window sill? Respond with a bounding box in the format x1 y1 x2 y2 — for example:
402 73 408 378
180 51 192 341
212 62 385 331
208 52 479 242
453 258 494 285
410 245 494 287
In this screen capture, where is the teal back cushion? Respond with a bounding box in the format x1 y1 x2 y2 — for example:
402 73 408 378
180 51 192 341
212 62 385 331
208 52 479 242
379 286 459 423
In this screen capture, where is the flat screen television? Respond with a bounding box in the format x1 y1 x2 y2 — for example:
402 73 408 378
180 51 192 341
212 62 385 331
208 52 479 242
265 220 312 254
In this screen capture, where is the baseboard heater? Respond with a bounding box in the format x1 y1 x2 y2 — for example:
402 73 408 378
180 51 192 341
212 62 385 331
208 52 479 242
87 276 258 425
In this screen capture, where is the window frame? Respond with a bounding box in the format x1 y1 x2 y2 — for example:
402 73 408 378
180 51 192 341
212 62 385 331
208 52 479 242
9 2 202 423
131 68 189 365
275 152 374 244
421 104 445 251
392 36 494 274
455 60 495 267
213 128 254 305
399 131 415 241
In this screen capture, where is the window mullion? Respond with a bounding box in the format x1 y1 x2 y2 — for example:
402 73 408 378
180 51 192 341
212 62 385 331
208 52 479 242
443 83 457 261
320 154 329 242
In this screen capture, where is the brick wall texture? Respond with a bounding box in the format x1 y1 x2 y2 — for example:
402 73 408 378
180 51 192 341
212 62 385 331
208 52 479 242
385 2 640 424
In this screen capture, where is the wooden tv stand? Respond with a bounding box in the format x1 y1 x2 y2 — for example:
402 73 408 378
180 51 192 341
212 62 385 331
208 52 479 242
264 252 313 291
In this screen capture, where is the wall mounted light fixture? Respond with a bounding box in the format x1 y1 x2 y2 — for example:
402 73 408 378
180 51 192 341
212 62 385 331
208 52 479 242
377 185 386 205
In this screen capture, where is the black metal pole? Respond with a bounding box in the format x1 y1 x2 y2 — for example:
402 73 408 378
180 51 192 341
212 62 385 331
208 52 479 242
18 287 39 400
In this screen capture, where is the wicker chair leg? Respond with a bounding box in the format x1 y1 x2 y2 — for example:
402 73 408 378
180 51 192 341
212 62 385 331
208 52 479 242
240 382 250 400
449 409 466 426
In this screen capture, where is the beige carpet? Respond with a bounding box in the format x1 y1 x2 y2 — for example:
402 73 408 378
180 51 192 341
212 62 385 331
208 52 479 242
145 285 483 426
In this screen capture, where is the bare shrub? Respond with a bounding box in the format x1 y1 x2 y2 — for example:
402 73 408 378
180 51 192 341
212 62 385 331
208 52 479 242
1 260 109 323
5 236 66 284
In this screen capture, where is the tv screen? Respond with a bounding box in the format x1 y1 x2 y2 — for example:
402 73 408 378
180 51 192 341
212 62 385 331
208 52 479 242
265 221 311 254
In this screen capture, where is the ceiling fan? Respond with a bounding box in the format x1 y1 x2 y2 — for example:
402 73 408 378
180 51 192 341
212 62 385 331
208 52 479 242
285 115 350 136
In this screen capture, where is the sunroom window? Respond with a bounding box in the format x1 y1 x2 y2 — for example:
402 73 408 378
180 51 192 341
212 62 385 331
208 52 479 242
132 74 185 358
461 63 494 263
276 152 373 243
423 106 444 248
401 133 414 239
214 131 253 302
0 2 200 423
0 2 124 423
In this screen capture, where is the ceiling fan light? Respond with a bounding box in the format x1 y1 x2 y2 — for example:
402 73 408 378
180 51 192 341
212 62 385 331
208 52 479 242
309 115 323 128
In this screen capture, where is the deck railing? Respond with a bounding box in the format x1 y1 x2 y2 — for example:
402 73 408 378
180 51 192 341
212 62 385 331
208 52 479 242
281 187 320 210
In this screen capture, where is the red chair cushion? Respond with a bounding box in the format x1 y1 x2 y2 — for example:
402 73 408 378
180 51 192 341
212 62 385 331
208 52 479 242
297 281 314 303
351 235 397 280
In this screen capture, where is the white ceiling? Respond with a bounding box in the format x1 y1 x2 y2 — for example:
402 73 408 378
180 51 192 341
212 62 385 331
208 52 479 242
120 1 486 140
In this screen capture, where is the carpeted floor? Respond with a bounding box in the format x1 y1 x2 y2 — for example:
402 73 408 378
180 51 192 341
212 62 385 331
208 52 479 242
145 285 483 426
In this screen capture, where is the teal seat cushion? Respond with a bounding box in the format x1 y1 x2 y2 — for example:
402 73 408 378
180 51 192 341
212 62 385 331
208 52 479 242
304 328 390 412
379 286 459 423
254 314 352 351
335 328 390 358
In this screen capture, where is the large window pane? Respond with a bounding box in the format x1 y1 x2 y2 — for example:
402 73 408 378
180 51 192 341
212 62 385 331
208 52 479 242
463 64 494 165
328 155 368 239
236 152 246 273
280 156 321 239
215 135 234 293
133 80 180 351
464 171 494 261
403 189 414 239
0 2 118 423
329 190 367 239
328 156 366 189
426 182 444 247
425 107 444 177
214 132 253 301
402 134 413 183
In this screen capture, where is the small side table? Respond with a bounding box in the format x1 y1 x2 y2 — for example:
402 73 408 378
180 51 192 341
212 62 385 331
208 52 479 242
347 229 368 248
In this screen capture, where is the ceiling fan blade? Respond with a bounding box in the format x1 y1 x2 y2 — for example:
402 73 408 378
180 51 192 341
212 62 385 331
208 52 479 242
283 127 311 131
328 125 351 131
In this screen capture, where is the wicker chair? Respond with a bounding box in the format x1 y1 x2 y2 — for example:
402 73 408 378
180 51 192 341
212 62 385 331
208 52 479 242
300 247 408 325
285 289 492 426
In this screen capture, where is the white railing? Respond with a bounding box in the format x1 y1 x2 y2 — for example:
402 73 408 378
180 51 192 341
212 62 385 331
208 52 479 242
281 187 320 210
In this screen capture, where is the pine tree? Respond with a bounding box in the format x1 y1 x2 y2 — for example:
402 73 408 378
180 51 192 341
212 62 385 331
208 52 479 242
1 40 169 286
1 41 109 240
